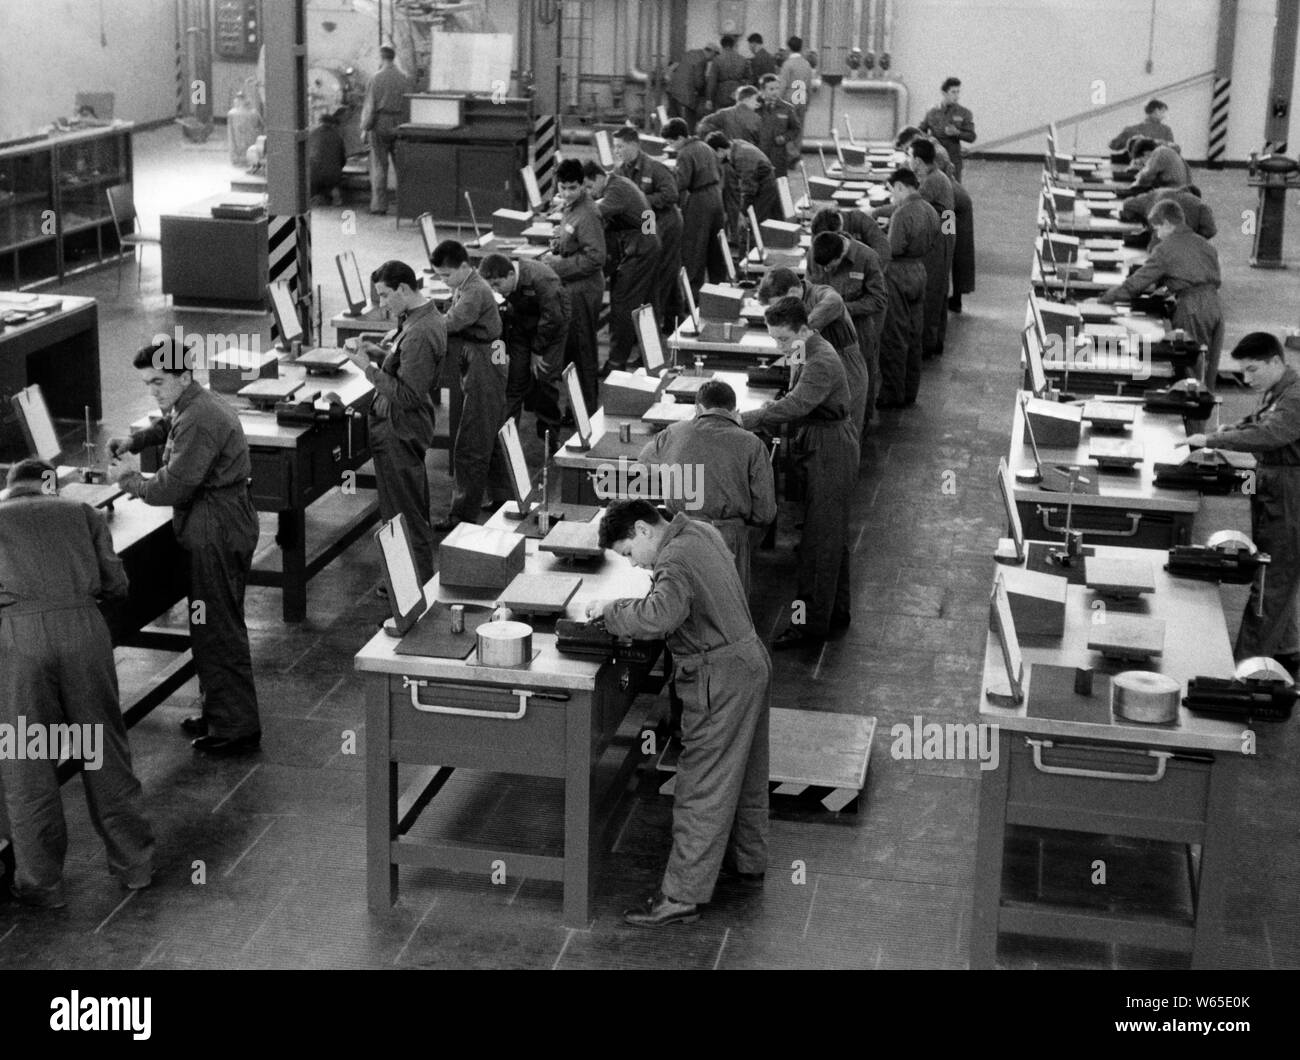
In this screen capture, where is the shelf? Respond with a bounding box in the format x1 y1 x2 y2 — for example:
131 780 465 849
61 218 112 235
0 233 58 251
0 192 53 210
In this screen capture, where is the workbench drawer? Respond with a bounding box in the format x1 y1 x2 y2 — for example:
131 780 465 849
1019 501 1188 549
1006 737 1212 839
389 677 572 774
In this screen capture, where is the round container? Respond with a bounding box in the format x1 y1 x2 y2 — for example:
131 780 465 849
1111 671 1181 724
449 604 465 634
619 422 632 443
476 620 532 667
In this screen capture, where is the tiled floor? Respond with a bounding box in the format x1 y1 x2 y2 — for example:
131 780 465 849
2 126 1298 969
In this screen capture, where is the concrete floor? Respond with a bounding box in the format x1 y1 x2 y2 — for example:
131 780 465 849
2 126 1299 969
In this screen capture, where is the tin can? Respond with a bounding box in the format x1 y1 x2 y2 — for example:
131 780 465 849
722 322 733 341
538 508 552 534
619 422 632 443
693 357 705 375
290 339 303 359
450 604 465 634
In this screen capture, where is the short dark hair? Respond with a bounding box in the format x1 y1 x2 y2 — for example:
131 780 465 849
758 267 801 302
941 77 961 92
704 131 731 151
1229 332 1284 362
810 206 843 235
379 45 396 60
764 294 808 330
598 498 663 549
697 379 737 410
613 126 640 143
372 259 420 291
134 339 196 374
894 125 922 149
910 138 936 165
887 166 919 189
430 240 469 268
811 231 844 266
735 85 759 102
580 159 605 181
787 36 803 52
758 73 780 88
1147 199 1185 227
662 118 689 140
556 157 585 184
6 457 55 490
1131 137 1157 158
479 253 514 281
720 34 736 49
747 33 763 45
1145 98 1166 115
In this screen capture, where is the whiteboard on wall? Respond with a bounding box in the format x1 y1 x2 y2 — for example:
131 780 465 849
428 33 514 95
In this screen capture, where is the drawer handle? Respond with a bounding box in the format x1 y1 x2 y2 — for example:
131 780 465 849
402 677 534 719
1035 508 1142 537
1026 738 1172 782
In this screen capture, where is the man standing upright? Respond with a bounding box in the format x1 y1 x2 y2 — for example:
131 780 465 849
875 168 939 409
907 138 956 358
542 157 606 415
756 74 802 173
664 118 726 296
746 33 777 82
919 77 975 182
706 35 751 112
587 499 772 927
778 36 814 157
360 45 411 215
432 240 508 529
667 42 719 133
110 341 261 755
614 127 682 330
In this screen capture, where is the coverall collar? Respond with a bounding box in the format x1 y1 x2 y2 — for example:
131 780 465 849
697 406 743 427
173 380 204 416
1265 365 1298 405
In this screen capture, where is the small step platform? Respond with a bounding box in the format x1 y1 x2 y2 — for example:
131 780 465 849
653 707 876 813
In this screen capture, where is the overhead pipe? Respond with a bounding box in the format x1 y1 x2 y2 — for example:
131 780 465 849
861 0 874 74
879 0 894 72
778 0 789 45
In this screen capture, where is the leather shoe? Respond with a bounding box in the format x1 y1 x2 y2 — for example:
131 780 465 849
721 858 765 884
10 884 67 909
771 627 826 652
433 517 459 533
623 891 700 927
180 715 208 736
192 732 261 756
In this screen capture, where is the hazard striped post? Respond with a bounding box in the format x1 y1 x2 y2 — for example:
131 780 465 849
532 113 558 200
1207 77 1230 166
267 214 313 343
175 0 185 119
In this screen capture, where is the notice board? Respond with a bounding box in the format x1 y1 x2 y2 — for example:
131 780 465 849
428 33 513 95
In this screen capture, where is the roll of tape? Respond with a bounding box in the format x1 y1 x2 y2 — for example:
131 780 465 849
476 619 533 667
1112 670 1181 724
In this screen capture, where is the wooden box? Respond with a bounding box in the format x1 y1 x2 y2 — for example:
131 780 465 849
491 208 533 238
210 349 278 394
439 523 526 590
698 283 744 321
602 371 664 416
760 220 802 250
1024 397 1082 448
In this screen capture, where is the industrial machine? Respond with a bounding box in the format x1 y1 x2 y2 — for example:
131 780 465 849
1247 151 1300 268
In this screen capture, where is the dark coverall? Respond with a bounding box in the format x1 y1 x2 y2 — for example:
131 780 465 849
596 174 661 370
543 189 606 416
1205 366 1300 660
502 258 570 441
793 279 869 444
674 137 727 296
361 64 411 213
1121 187 1217 244
722 139 781 242
877 194 939 406
444 270 508 523
1109 118 1176 153
844 208 892 267
638 407 777 596
363 300 442 583
1100 225 1225 388
126 382 260 740
916 168 956 356
668 49 712 133
617 150 683 330
696 102 762 144
742 332 858 638
1131 145 1192 191
601 514 771 905
756 97 801 172
808 235 887 430
919 101 976 183
705 48 752 110
0 489 154 904
950 179 975 309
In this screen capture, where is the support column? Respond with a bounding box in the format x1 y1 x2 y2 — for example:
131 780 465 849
531 0 563 201
1207 0 1237 167
1263 0 1299 154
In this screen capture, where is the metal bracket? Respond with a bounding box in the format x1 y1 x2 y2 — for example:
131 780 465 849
1027 737 1172 782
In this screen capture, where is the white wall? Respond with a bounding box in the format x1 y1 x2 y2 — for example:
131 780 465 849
0 0 179 143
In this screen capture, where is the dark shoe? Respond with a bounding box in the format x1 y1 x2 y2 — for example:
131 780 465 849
122 870 154 891
180 715 208 736
876 399 906 410
771 627 826 652
623 891 700 927
948 297 963 313
368 208 387 215
720 858 766 884
433 517 460 533
10 884 67 909
192 732 262 756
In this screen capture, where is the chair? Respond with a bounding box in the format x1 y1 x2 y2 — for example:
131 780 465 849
105 183 160 293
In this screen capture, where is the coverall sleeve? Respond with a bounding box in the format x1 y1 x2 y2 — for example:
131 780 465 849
748 443 777 526
370 329 439 412
134 416 220 508
533 270 569 355
741 354 836 430
602 561 693 638
842 251 887 318
87 505 129 601
546 211 606 281
129 420 170 453
1207 389 1300 452
643 163 678 211
443 283 495 337
1107 244 1171 300
806 286 847 333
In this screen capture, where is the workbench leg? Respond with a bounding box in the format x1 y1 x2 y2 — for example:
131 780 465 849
970 729 1012 969
277 509 308 622
367 677 399 911
562 696 595 928
1192 753 1242 968
442 355 464 469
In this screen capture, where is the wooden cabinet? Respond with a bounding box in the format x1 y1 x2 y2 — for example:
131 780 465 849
0 124 134 287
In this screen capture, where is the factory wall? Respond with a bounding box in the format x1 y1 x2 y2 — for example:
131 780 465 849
0 0 179 143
